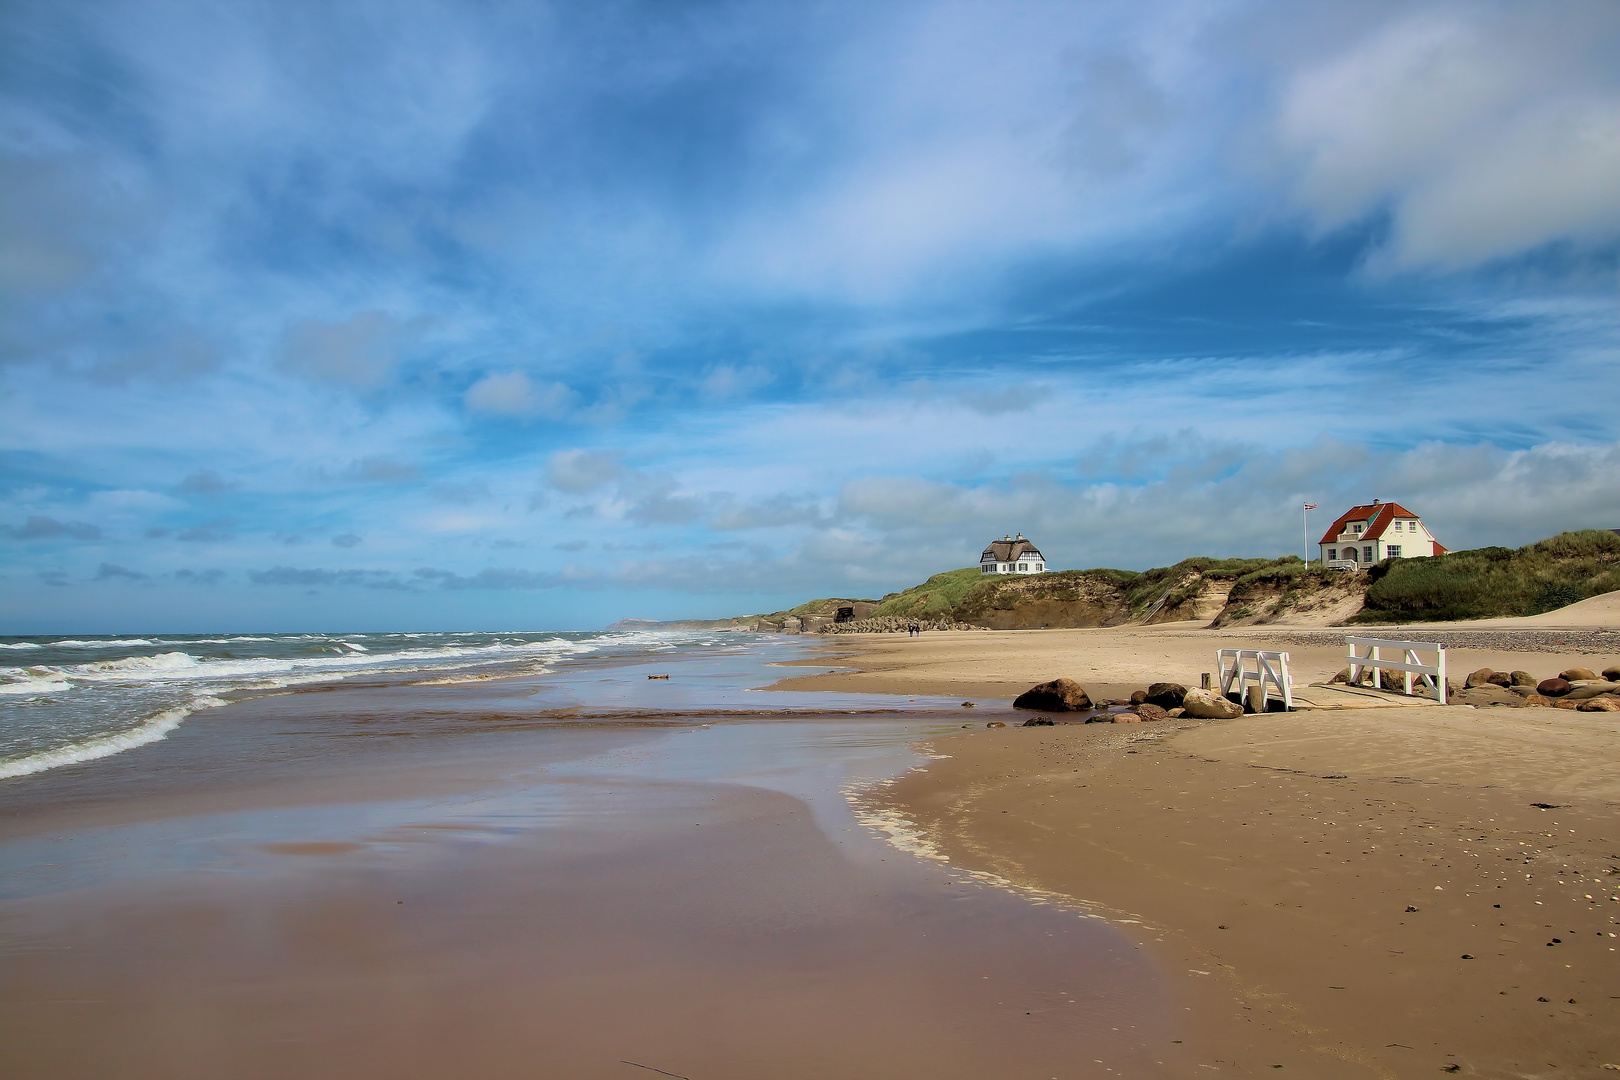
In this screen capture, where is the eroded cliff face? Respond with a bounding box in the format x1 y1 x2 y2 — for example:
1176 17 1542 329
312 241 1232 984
947 565 1369 631
1207 574 1368 628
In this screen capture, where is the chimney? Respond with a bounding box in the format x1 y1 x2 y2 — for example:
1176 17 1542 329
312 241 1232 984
1372 498 1381 505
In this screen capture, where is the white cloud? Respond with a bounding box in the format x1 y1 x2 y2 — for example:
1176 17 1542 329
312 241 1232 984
545 449 624 493
1274 5 1620 267
465 372 578 418
277 311 411 388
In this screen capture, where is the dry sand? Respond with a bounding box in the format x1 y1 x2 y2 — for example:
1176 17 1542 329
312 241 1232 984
793 620 1620 1076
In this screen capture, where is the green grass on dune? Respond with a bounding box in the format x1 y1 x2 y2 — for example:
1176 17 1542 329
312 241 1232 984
871 568 986 619
1351 529 1620 622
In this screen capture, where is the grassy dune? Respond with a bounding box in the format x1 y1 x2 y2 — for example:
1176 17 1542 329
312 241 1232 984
1352 529 1620 622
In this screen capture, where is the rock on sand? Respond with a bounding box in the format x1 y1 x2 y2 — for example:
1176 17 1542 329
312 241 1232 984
1012 678 1093 712
1181 688 1243 719
1144 682 1187 709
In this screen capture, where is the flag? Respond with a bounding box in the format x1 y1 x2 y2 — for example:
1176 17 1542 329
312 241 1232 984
1303 502 1319 511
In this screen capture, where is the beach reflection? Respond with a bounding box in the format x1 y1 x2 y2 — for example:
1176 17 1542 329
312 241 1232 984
0 645 1177 1080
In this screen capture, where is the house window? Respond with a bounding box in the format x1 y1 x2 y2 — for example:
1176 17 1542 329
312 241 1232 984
1388 545 1402 558
1327 549 1336 560
1352 523 1362 533
1393 520 1401 531
1017 563 1026 571
1363 546 1374 562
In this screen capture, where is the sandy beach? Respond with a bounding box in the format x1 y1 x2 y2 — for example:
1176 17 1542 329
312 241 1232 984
5 618 1618 1079
781 617 1620 1077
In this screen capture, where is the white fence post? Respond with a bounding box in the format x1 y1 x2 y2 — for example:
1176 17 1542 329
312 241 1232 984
1345 636 1447 704
1216 648 1294 712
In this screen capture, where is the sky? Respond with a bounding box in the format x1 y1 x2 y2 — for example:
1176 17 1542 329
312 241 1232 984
3 0 1619 633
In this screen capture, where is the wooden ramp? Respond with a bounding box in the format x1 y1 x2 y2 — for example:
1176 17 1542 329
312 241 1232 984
1291 682 1439 710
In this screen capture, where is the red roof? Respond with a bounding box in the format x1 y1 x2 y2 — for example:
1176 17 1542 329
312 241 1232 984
1318 502 1421 545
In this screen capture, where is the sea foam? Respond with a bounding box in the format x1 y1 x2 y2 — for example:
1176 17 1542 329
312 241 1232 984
0 695 226 780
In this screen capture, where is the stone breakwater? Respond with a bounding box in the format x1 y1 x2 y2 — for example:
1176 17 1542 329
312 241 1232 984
817 615 978 634
1247 627 1620 656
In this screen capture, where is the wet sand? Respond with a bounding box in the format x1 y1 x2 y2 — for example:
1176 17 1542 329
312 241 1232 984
805 623 1620 1076
0 650 1185 1080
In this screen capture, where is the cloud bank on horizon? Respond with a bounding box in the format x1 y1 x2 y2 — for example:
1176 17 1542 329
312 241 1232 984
3 0 1618 631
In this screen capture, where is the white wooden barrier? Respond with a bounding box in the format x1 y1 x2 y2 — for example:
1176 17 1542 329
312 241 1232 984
1217 649 1293 711
1345 636 1447 704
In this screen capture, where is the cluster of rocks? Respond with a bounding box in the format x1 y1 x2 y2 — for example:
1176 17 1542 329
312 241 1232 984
1010 678 1246 725
817 615 975 634
1331 662 1620 710
1457 664 1620 710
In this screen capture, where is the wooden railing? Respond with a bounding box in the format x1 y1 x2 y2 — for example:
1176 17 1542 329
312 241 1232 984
1217 649 1293 712
1345 636 1447 704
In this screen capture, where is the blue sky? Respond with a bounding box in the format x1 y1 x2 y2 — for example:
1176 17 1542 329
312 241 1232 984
3 0 1618 632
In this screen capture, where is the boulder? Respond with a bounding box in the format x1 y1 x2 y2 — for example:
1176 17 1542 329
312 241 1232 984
1129 689 1148 705
1112 714 1141 724
1485 671 1513 687
1330 667 1351 684
1560 667 1597 682
1144 682 1187 709
985 721 1006 728
1553 699 1581 710
1562 681 1620 700
1510 670 1538 687
1166 707 1186 718
1604 664 1620 682
1013 678 1092 712
1133 703 1169 721
1021 717 1055 726
1507 683 1537 696
1578 695 1620 712
1454 685 1522 708
1537 677 1571 697
1412 680 1460 700
1518 693 1551 708
1181 688 1243 719
1464 668 1498 688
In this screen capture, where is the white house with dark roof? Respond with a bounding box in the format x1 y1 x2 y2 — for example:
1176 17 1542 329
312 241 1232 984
981 534 1046 574
1319 500 1447 568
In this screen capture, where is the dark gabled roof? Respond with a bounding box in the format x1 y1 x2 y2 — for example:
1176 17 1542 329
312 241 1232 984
981 536 1043 561
1318 502 1422 545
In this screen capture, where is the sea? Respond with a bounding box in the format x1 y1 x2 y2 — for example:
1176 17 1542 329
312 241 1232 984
0 629 773 782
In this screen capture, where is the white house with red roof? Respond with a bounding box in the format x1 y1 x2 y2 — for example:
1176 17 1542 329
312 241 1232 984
1319 500 1447 569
